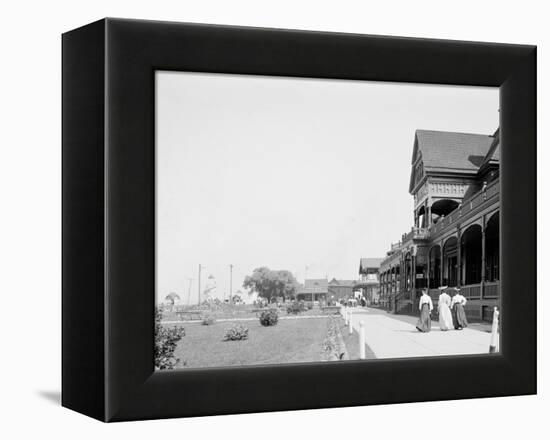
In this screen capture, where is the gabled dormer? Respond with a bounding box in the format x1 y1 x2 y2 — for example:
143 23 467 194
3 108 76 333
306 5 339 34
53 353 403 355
408 129 497 228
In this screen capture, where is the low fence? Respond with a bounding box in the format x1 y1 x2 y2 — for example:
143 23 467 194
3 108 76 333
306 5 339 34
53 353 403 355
427 282 499 301
461 284 482 300
484 282 500 299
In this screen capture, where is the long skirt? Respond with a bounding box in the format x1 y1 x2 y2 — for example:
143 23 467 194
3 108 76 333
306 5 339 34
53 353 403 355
438 303 453 331
452 303 468 329
416 303 431 332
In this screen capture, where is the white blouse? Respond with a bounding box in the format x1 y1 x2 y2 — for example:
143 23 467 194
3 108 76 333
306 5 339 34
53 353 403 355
451 294 467 307
419 294 433 311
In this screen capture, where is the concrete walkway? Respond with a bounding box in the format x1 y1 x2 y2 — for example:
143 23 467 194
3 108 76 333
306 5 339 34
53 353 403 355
346 307 495 359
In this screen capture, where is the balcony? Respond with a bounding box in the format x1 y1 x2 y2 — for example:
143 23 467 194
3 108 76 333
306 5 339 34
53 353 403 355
402 227 430 243
429 178 500 235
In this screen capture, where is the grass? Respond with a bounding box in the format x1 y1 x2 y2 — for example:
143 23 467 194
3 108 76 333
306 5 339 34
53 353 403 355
162 304 334 322
170 317 330 368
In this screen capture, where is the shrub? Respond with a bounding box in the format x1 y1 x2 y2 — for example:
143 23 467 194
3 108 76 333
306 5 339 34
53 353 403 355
224 324 249 341
305 301 314 310
286 301 306 315
259 309 279 326
154 308 185 370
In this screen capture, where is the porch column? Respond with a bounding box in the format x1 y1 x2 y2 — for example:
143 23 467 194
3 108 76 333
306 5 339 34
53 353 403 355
426 251 431 289
481 219 486 300
411 255 416 292
424 199 430 228
440 240 444 286
457 226 462 288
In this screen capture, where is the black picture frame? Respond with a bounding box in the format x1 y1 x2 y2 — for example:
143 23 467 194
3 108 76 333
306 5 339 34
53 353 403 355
62 18 536 422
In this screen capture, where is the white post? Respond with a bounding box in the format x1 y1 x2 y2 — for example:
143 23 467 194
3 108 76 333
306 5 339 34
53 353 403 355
344 306 349 325
348 309 353 335
359 321 366 359
489 307 499 353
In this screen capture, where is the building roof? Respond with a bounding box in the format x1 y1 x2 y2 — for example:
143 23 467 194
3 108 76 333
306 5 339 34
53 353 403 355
297 278 329 294
328 278 356 287
359 258 382 273
479 128 500 170
413 130 495 170
409 129 496 193
304 278 328 289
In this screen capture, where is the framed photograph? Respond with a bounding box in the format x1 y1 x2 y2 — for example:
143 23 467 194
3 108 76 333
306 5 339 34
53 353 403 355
62 18 536 422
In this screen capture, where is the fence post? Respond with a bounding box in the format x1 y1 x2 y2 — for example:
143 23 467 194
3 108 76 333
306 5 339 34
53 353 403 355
348 309 353 335
489 307 499 353
344 306 349 325
359 321 366 359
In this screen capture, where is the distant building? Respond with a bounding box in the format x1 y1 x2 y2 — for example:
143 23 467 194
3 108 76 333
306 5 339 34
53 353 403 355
296 278 328 302
379 129 500 321
356 258 382 304
328 278 356 302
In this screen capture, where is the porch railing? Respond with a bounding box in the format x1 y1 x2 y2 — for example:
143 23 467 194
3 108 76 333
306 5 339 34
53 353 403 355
402 227 430 243
460 283 482 300
484 281 500 299
429 178 499 235
391 282 499 315
427 283 499 301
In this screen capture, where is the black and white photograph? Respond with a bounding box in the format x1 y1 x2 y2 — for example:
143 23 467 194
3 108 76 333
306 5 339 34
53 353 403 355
155 72 501 370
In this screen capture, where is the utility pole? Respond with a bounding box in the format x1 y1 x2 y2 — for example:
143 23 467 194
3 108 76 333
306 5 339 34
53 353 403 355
198 264 202 305
229 264 233 305
186 278 193 305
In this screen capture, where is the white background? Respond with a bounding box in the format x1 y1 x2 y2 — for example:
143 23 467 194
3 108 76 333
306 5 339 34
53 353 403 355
0 1 546 438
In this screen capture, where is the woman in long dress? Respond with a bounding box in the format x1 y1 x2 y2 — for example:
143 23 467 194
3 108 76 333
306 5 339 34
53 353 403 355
437 286 453 331
451 288 469 330
416 289 433 332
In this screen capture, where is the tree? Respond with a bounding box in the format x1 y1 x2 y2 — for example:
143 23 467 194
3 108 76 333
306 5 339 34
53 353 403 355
165 292 180 305
243 267 299 302
165 292 181 312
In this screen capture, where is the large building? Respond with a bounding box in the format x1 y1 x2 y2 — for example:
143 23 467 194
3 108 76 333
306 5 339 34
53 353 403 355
379 128 500 321
328 278 357 302
297 278 371 304
356 258 382 304
296 278 328 302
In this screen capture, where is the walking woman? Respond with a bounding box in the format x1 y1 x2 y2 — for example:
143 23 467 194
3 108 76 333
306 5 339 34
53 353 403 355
416 289 433 332
437 286 453 331
451 287 469 330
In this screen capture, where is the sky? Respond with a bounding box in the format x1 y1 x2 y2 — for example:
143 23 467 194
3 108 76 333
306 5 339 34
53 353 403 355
156 71 498 304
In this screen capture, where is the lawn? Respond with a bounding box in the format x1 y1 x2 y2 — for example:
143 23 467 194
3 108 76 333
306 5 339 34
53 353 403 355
162 305 334 322
171 317 331 368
